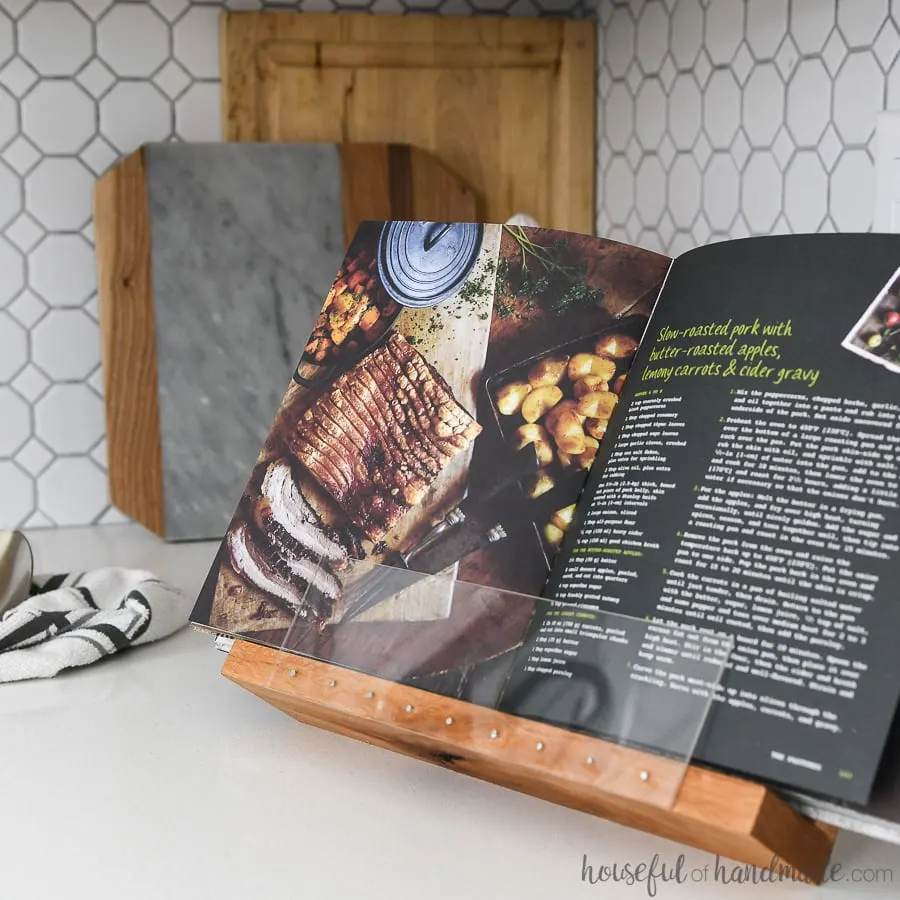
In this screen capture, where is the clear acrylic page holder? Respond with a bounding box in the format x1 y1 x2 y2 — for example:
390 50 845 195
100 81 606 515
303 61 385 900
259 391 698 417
222 559 836 880
260 557 731 810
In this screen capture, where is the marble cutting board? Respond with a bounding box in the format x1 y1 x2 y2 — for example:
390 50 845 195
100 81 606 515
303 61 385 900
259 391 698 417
145 143 344 540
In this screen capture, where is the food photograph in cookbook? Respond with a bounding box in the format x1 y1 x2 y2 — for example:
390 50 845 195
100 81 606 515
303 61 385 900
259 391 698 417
843 264 900 374
191 222 670 698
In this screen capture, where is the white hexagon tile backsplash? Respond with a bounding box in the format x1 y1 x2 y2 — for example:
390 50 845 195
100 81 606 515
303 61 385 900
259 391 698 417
597 0 900 256
0 0 587 529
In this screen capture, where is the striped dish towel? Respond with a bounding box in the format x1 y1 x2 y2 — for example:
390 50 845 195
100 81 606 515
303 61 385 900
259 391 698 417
0 569 189 683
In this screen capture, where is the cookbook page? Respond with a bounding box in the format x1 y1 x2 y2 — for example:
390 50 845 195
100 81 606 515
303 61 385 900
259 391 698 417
542 234 900 804
191 223 670 706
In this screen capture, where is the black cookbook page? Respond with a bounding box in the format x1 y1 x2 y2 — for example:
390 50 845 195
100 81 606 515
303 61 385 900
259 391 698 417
538 234 900 804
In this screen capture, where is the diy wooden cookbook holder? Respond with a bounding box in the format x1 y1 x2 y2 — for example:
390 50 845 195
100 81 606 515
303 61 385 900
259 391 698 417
222 616 837 883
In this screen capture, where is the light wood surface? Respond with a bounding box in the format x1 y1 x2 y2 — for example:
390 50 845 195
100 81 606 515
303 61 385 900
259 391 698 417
220 12 596 233
339 144 479 247
94 148 165 536
224 640 838 884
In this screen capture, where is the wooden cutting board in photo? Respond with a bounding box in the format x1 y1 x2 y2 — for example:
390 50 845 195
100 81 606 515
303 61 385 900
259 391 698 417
209 226 499 633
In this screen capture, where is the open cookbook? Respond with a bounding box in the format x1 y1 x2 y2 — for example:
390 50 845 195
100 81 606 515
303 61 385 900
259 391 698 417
192 223 900 809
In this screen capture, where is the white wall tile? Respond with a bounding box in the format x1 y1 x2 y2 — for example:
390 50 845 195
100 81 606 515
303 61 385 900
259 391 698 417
0 236 23 305
0 460 33 526
635 154 665 225
175 81 221 140
99 82 172 152
35 383 104 453
15 437 53 476
26 158 93 230
604 5 636 79
0 310 27 380
174 6 221 78
0 159 19 226
746 0 787 61
741 151 781 232
98 5 170 78
831 150 875 231
786 59 832 146
634 78 665 150
703 68 739 149
704 0 743 65
838 0 889 49
31 308 99 380
636 1 668 74
0 11 11 67
833 51 884 144
37 457 107 525
784 149 828 233
6 213 43 252
11 363 50 403
30 235 96 306
598 0 890 257
667 72 701 150
8 289 46 328
0 57 38 97
604 156 634 225
0 85 15 148
742 62 784 148
22 81 96 154
3 135 41 175
791 0 835 55
0 385 29 455
667 153 701 228
669 0 702 69
605 82 633 152
19 1 92 76
702 152 739 230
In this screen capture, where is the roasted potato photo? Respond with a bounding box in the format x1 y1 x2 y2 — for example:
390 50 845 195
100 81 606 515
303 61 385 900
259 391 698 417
496 381 533 416
521 385 563 424
527 356 569 388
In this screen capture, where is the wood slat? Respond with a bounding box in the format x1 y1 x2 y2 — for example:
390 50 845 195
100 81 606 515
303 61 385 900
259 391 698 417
93 148 165 536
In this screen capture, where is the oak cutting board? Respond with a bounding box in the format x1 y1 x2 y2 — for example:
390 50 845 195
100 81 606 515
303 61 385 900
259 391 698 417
220 11 596 232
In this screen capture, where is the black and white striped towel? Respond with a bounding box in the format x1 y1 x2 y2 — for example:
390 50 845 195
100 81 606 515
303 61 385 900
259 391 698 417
0 569 189 683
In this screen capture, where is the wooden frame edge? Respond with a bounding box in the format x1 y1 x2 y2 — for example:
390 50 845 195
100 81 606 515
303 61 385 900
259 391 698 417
93 147 165 536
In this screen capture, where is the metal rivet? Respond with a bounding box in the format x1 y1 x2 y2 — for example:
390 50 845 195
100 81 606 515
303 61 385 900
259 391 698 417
405 704 414 712
289 669 296 677
586 756 595 765
365 690 374 699
445 717 454 726
535 741 544 751
489 729 499 740
328 679 336 687
639 770 650 782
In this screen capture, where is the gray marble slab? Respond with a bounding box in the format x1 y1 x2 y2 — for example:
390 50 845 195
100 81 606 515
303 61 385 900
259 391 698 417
144 143 344 540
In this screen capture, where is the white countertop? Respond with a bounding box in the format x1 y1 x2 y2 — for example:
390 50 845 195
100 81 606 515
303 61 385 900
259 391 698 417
1 524 897 899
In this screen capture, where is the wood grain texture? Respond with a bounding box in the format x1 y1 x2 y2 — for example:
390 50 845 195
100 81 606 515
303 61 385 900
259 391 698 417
223 641 837 883
221 11 596 233
94 148 165 536
339 144 479 246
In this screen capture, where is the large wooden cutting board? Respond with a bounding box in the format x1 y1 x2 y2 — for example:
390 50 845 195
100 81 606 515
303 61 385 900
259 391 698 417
220 12 595 232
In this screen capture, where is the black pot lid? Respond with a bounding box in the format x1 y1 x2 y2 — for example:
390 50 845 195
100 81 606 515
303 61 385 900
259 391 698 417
377 222 483 308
